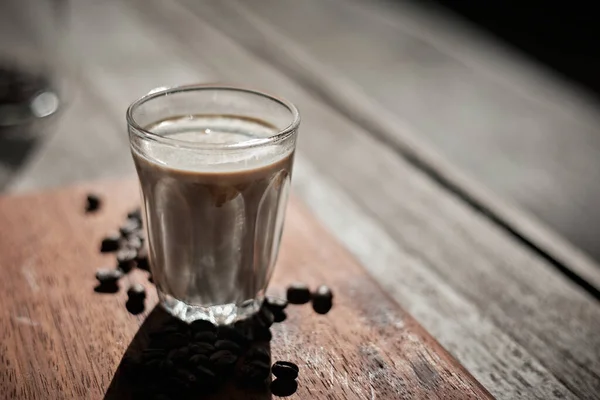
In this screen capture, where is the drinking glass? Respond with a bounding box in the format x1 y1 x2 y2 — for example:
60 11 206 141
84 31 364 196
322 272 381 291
127 84 300 324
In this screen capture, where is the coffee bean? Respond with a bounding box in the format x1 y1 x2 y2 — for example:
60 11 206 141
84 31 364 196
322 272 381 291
85 194 101 212
242 360 271 381
120 217 142 236
257 306 275 328
265 296 288 312
273 310 287 323
218 324 248 345
168 346 190 363
100 233 120 253
270 378 298 397
312 298 333 315
237 362 270 386
127 235 143 250
286 282 311 304
128 208 142 221
162 333 189 349
214 339 241 354
95 268 123 285
126 299 145 315
245 346 271 363
313 285 333 300
189 342 215 355
193 331 217 343
189 354 210 367
210 350 238 370
190 319 217 333
175 368 197 384
253 326 272 342
136 247 150 272
127 283 146 300
272 361 299 380
117 248 137 274
159 359 175 372
142 348 167 361
195 365 216 380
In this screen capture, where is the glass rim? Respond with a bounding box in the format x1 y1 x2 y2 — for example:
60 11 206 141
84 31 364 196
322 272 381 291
126 84 300 150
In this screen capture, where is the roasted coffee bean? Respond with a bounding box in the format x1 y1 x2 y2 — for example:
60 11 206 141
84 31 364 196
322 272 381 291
127 235 143 250
214 339 242 354
189 354 210 367
240 360 271 382
253 325 272 342
159 359 175 372
120 218 141 236
272 361 299 380
161 333 189 349
94 282 119 294
273 310 287 323
237 364 269 387
245 346 271 363
175 368 197 384
142 348 167 361
313 285 333 300
100 233 121 253
126 299 145 315
85 194 101 212
312 298 333 315
286 282 311 304
128 208 142 221
270 378 298 397
189 342 215 355
265 296 288 312
117 248 137 271
168 346 190 363
95 268 123 284
218 324 248 345
195 365 216 380
127 283 146 300
209 350 238 369
193 331 217 343
257 306 275 328
190 319 217 333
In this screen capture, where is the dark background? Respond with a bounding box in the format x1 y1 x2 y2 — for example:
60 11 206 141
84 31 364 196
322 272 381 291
426 1 600 95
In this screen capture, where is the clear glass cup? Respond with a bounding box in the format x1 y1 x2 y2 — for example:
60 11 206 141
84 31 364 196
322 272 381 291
127 84 300 324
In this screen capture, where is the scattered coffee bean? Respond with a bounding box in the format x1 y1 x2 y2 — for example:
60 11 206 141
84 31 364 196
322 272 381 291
214 339 242 354
245 346 271 363
168 346 190 363
190 319 217 333
128 208 142 222
193 331 217 343
270 378 298 397
286 282 311 304
100 233 121 252
265 296 288 312
126 299 145 315
117 248 137 273
142 348 167 362
210 350 238 369
218 324 248 345
127 283 146 300
120 218 141 237
175 367 197 384
257 306 275 328
253 326 272 342
189 354 210 367
85 194 101 212
313 285 333 300
127 235 143 250
95 268 123 285
136 247 150 272
196 364 216 380
237 361 270 386
272 361 299 380
189 342 216 355
159 359 174 372
273 310 287 323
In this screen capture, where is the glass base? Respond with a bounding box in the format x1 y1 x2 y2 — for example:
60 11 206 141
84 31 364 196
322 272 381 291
158 290 263 325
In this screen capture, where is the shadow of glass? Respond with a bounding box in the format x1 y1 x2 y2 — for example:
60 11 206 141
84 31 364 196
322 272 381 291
104 306 273 400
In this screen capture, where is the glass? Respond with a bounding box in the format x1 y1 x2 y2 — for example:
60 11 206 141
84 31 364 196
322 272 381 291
127 84 300 324
0 0 66 127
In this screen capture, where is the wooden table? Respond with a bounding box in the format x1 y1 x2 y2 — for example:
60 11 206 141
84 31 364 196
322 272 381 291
1 0 600 399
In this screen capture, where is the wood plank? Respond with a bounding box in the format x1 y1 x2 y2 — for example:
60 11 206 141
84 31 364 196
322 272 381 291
0 181 491 399
12 0 598 397
108 1 600 398
217 0 600 265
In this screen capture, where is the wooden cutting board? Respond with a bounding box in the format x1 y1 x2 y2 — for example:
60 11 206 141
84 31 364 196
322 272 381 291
0 180 492 399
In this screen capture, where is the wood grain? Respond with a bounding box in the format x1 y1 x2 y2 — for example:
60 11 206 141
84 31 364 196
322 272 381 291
0 181 491 399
